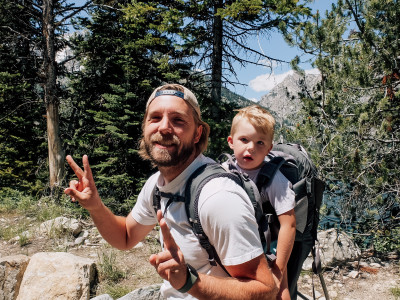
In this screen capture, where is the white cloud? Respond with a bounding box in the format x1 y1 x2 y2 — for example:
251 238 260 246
249 70 294 92
249 68 320 92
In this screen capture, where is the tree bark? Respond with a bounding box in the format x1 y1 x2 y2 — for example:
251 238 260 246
210 0 223 118
43 0 64 191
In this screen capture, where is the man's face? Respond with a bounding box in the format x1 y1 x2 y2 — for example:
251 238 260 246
142 95 202 167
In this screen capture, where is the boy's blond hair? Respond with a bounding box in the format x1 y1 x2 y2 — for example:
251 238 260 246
230 105 275 141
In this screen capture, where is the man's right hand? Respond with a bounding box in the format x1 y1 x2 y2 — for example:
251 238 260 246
64 155 102 212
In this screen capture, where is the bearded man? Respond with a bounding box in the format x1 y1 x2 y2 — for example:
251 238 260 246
65 84 277 300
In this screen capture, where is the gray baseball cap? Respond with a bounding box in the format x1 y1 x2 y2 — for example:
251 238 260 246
146 84 201 117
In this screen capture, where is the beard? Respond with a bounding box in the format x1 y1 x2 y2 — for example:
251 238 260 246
142 131 195 167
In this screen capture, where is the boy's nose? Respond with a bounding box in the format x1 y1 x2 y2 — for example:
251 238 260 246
247 142 255 152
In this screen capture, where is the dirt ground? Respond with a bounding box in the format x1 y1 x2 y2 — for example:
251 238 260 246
1 213 399 299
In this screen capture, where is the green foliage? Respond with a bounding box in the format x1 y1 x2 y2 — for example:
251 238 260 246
97 248 126 283
286 0 400 253
391 286 400 299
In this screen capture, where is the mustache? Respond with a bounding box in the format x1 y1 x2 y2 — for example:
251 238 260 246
150 132 180 146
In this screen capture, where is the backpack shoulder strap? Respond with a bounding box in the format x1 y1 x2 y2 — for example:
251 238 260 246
256 156 286 191
184 163 243 270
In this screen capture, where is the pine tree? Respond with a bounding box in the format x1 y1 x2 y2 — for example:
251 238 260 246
0 0 45 193
66 0 197 212
287 0 400 252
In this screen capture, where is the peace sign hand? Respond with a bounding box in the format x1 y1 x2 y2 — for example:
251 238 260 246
64 155 102 212
149 210 188 291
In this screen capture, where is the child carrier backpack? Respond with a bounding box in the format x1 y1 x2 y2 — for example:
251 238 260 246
259 143 326 299
152 144 326 297
258 143 325 243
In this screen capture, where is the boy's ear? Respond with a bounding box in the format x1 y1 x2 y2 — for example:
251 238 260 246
227 136 234 149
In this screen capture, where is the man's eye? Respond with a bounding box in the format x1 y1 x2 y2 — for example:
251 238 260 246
173 118 185 124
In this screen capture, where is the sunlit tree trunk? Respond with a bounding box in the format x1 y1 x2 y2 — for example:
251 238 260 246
43 0 64 191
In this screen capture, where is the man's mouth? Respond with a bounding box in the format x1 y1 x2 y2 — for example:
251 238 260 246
150 132 180 149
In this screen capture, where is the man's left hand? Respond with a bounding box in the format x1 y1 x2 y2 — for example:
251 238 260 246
149 210 188 290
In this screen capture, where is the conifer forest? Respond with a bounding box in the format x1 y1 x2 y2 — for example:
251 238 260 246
1 0 399 254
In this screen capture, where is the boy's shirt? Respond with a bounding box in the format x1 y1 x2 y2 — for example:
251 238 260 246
230 161 295 216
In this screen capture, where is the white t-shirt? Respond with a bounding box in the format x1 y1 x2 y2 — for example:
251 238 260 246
232 162 295 216
131 154 263 299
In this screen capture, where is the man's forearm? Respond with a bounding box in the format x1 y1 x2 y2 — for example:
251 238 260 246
88 201 130 250
188 273 278 300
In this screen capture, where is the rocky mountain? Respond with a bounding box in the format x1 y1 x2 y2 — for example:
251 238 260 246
259 71 321 126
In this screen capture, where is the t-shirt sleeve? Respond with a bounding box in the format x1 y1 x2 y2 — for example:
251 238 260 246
198 177 264 266
130 174 158 226
265 171 295 215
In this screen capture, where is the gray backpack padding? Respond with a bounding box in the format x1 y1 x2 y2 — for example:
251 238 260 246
269 143 325 242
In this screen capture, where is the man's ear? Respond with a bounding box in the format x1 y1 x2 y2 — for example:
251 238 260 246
194 125 203 144
227 136 234 149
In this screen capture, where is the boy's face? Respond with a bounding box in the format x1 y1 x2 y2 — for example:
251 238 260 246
227 119 273 170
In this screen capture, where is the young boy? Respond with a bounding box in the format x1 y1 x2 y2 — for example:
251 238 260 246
226 105 296 300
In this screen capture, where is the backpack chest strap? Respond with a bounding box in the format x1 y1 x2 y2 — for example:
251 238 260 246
153 187 186 215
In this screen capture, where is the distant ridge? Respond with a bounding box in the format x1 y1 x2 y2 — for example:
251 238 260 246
221 87 256 107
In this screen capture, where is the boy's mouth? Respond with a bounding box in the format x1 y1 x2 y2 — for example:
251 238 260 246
243 155 253 161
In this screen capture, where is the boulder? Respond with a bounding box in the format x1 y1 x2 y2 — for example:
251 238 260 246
39 217 82 237
303 228 361 270
0 255 30 300
17 252 97 300
117 284 163 300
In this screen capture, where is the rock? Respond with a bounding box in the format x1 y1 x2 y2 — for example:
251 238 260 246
303 228 361 270
329 290 338 298
134 242 144 249
17 252 97 300
348 270 359 278
39 217 82 237
0 255 30 300
91 294 114 300
117 284 163 300
369 263 382 268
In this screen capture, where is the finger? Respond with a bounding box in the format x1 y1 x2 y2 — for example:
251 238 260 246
158 210 179 253
149 254 157 267
66 155 84 180
82 155 94 183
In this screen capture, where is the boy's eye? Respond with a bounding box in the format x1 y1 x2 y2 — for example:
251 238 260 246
240 138 248 143
257 141 264 145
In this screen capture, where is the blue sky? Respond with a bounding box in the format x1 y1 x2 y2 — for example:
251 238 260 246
231 0 335 101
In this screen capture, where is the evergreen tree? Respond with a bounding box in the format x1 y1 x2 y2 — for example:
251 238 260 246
66 0 197 213
287 0 400 252
0 0 46 194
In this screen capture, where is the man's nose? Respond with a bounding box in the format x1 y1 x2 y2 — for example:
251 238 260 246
158 116 173 134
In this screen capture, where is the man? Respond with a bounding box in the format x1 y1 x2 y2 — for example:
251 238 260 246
64 83 278 299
